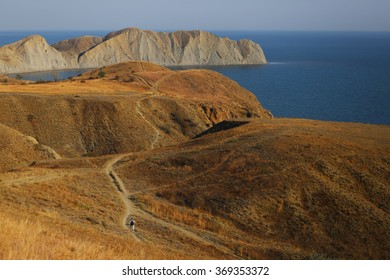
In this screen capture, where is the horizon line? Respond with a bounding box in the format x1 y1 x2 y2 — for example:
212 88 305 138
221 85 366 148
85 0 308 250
0 28 390 33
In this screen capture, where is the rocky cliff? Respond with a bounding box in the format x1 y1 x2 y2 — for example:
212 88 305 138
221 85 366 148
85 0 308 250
0 28 266 74
77 28 266 68
0 35 68 74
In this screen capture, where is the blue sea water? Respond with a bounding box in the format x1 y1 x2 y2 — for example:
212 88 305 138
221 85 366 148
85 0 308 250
1 31 390 125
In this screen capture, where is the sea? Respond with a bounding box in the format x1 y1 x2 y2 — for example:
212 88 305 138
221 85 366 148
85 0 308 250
1 30 390 125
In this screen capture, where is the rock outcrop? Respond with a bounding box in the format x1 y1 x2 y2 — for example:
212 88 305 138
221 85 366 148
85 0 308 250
0 35 68 74
52 36 103 54
77 28 266 68
0 28 266 74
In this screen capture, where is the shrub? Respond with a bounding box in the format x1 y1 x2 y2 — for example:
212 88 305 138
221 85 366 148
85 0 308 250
35 79 50 84
27 114 34 122
98 70 106 78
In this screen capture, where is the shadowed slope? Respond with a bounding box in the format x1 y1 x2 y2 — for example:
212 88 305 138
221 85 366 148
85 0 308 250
0 28 266 74
0 62 271 158
0 123 60 172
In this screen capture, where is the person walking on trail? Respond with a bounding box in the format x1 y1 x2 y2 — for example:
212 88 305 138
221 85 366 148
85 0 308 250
130 218 135 231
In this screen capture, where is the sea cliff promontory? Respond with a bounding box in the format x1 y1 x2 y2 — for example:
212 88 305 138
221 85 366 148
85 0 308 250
0 28 266 74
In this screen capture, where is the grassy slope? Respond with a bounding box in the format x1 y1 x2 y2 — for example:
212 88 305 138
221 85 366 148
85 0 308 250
0 62 271 158
116 118 390 259
1 119 388 259
0 62 388 259
0 159 192 259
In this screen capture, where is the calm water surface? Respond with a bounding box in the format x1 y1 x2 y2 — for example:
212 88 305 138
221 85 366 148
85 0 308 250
1 31 389 124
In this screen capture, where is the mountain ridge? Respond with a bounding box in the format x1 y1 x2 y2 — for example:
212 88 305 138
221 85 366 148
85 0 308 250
0 28 266 74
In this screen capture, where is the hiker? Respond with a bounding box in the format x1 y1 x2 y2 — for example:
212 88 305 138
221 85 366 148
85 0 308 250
130 218 135 231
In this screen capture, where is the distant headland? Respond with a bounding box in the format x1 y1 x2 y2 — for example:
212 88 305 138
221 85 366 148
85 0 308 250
0 27 266 74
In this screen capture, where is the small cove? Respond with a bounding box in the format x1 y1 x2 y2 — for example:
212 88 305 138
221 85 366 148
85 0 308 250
8 68 94 82
2 31 390 125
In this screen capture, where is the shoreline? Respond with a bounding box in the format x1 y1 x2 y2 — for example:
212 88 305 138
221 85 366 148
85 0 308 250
2 62 267 76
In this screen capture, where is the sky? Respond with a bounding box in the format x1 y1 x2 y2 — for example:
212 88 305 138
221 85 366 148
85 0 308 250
1 0 390 31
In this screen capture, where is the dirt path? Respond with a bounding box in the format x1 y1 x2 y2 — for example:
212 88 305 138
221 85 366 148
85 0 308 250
128 200 241 259
0 174 63 186
103 151 242 259
0 171 86 186
128 195 242 259
135 97 161 150
103 154 141 242
131 71 180 150
153 72 177 93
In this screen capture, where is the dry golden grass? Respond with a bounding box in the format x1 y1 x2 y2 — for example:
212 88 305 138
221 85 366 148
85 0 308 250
0 123 58 172
0 163 193 260
0 79 149 95
138 194 221 233
1 118 388 259
0 212 183 260
0 61 270 159
116 118 390 259
1 62 388 260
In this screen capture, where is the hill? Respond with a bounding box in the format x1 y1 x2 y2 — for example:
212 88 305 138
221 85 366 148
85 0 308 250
1 118 388 259
0 61 271 158
0 28 266 74
114 118 390 259
0 61 388 260
0 123 60 172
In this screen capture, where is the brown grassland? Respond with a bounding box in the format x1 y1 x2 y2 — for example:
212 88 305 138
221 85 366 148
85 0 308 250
0 62 389 259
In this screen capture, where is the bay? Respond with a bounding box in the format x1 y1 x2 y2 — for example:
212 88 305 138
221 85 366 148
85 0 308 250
1 30 389 125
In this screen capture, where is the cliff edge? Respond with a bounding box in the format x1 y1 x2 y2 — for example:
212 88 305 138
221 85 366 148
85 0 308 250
0 28 266 74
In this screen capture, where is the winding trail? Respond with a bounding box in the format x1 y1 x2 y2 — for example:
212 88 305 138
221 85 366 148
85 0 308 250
135 97 161 150
99 68 242 257
103 154 141 242
0 174 67 186
132 71 180 150
102 150 243 259
152 72 177 93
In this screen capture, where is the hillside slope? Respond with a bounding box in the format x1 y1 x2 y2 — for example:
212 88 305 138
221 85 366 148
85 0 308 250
0 123 60 172
115 119 390 259
0 62 388 260
1 118 388 259
0 62 271 159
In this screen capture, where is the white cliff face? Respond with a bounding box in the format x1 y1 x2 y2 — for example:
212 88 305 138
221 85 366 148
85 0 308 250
0 28 267 74
78 28 266 68
0 35 69 74
51 36 104 68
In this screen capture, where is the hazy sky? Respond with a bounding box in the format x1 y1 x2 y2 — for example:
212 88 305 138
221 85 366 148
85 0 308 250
1 0 389 31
